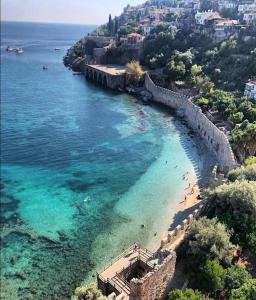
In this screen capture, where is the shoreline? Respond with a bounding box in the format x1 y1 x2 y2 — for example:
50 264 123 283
147 130 215 253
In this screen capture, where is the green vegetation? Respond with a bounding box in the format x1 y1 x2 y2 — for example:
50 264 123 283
126 60 145 85
230 279 256 300
169 289 212 300
175 163 256 299
73 285 107 300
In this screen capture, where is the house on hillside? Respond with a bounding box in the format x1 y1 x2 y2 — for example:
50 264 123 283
238 1 256 14
213 18 239 42
121 33 145 45
140 18 153 35
127 33 145 44
195 11 222 25
218 0 237 10
244 80 256 101
243 10 256 24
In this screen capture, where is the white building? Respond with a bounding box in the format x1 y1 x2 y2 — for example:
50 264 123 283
244 80 256 101
141 25 153 35
238 1 256 14
243 10 256 24
219 0 237 10
195 11 221 25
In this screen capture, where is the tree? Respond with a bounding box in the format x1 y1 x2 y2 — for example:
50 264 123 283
108 14 114 35
225 265 251 291
230 279 256 300
126 61 144 85
209 181 256 218
230 112 244 125
181 217 234 271
245 156 256 166
168 289 212 300
232 122 256 162
227 164 256 182
199 260 225 293
165 60 186 80
208 179 256 250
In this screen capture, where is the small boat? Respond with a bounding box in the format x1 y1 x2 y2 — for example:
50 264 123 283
43 66 48 70
54 48 61 51
15 48 24 54
6 46 14 52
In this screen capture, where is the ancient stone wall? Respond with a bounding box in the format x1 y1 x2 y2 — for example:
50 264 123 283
129 252 176 300
160 203 205 249
145 74 237 172
82 64 126 89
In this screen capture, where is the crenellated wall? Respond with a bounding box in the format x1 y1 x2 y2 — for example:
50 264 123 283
145 74 237 172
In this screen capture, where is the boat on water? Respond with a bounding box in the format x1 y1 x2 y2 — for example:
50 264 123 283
43 66 48 70
54 48 61 51
6 46 14 52
15 48 24 54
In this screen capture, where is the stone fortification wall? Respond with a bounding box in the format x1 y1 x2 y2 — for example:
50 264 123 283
129 252 176 300
145 74 237 172
160 203 206 249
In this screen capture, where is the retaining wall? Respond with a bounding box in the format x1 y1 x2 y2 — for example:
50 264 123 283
145 74 237 172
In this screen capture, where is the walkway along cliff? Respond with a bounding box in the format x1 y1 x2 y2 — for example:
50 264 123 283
145 73 237 173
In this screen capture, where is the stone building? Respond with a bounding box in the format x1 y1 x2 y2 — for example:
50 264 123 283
97 245 176 300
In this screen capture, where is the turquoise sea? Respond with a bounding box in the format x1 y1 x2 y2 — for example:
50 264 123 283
1 22 201 299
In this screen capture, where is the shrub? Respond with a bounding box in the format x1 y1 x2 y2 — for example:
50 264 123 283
198 97 209 107
199 260 225 293
168 289 212 300
230 278 256 300
126 61 144 85
245 156 256 166
74 285 107 300
225 265 251 290
182 217 234 270
209 181 256 218
227 164 256 182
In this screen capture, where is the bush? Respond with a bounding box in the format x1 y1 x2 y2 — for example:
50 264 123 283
74 285 107 300
225 265 251 290
168 289 212 300
230 278 256 300
209 181 256 218
199 260 225 293
227 164 256 182
198 97 209 107
182 217 234 270
126 61 144 85
245 156 256 166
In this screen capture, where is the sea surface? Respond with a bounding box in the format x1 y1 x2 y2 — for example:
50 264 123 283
1 21 201 300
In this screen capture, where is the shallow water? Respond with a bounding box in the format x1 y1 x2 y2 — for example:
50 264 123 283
1 22 201 299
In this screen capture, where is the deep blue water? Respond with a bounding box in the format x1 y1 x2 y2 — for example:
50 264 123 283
1 22 201 300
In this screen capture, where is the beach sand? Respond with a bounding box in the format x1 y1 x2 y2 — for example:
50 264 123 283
150 138 215 253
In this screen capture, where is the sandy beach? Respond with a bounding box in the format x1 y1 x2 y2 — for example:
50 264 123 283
150 136 215 253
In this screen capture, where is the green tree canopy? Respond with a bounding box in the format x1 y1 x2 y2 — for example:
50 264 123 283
230 278 256 300
182 217 234 269
168 289 212 300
